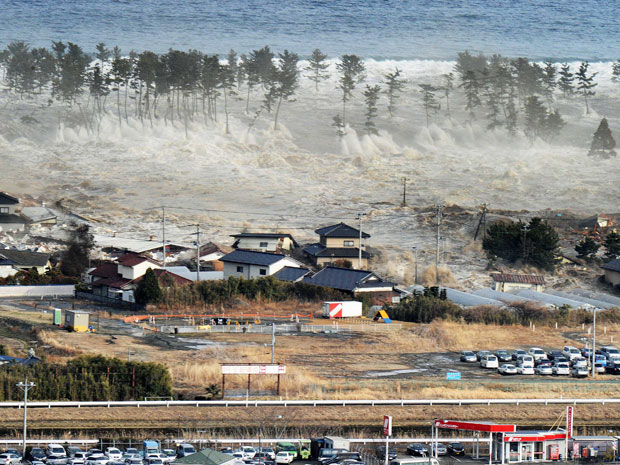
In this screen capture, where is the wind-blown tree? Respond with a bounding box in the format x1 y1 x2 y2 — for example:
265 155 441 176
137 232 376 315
362 84 380 135
383 68 406 118
575 237 600 260
219 62 236 135
240 53 257 112
454 51 488 82
543 110 566 141
419 84 440 128
336 54 365 128
523 96 547 141
460 70 481 119
305 48 330 92
89 64 109 120
94 42 110 112
505 90 518 137
588 117 616 158
441 73 454 118
111 46 131 125
52 41 90 104
542 60 557 107
612 60 620 83
5 41 36 96
575 61 597 114
511 58 543 102
201 54 220 122
136 51 159 125
271 50 299 130
226 49 238 86
557 63 574 97
332 114 345 138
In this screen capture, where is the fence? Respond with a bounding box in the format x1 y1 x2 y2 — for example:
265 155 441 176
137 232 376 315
158 322 402 334
0 284 74 298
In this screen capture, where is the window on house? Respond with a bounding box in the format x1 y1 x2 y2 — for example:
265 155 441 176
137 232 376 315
259 242 269 248
236 266 244 273
344 240 354 247
0 207 8 213
259 269 267 275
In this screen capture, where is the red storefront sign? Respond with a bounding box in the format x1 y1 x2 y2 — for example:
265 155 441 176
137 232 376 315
505 433 567 442
434 420 516 433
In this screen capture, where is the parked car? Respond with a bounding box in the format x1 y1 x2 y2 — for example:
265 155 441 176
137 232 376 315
406 444 429 457
599 346 620 361
447 443 465 456
498 364 517 375
375 447 397 461
161 451 176 463
460 351 477 363
571 357 588 368
581 347 594 358
86 457 109 465
175 445 195 459
571 365 588 378
512 349 527 361
431 444 447 456
516 363 534 375
606 360 620 374
253 452 275 465
86 450 105 459
552 362 570 375
3 451 21 462
476 350 491 361
495 350 512 362
547 350 564 360
275 452 295 465
144 459 164 465
220 449 233 456
124 451 140 458
516 355 534 368
563 346 581 361
318 449 347 464
240 448 257 460
47 445 67 460
70 452 89 465
29 448 48 462
480 354 499 369
258 448 275 461
535 363 553 375
125 459 142 465
528 347 547 361
0 453 21 465
324 452 362 465
105 450 123 462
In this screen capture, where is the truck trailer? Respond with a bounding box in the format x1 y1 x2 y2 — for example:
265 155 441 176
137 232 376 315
323 436 350 451
322 301 362 319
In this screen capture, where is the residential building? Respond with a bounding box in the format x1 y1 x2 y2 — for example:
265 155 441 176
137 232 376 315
273 266 312 282
303 222 370 270
0 214 27 232
0 249 51 275
490 273 545 292
602 259 620 287
197 242 233 271
302 266 397 303
231 232 298 254
0 192 19 215
579 214 613 236
220 250 304 279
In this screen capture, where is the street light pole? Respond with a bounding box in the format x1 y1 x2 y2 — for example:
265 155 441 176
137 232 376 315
17 378 35 458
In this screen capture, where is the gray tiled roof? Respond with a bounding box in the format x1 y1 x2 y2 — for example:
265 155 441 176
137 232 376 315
0 192 19 205
602 259 620 272
303 266 393 292
303 243 370 259
274 266 312 282
220 249 287 266
315 222 371 238
175 449 234 465
0 249 50 267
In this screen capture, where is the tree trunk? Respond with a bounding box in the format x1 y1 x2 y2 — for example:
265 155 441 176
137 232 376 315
273 96 283 131
246 85 251 114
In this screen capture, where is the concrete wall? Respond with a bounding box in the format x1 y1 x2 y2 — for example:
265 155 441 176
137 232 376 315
0 285 74 297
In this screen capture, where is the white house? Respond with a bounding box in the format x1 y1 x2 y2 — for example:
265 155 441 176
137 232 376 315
490 273 545 292
220 250 304 279
231 233 298 254
116 253 161 280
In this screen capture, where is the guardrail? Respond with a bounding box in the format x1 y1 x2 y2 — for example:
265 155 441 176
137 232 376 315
159 323 402 334
1 398 618 409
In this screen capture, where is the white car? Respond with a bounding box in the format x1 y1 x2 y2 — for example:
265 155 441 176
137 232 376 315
498 363 517 375
275 452 295 465
600 346 620 361
517 355 535 368
71 452 89 465
480 354 498 368
572 366 588 378
552 362 570 375
240 447 256 459
528 348 547 361
0 454 21 465
106 449 123 462
563 346 581 361
258 448 276 460
572 357 588 369
535 364 553 375
517 364 534 375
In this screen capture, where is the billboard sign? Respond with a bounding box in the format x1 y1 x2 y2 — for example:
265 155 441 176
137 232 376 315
221 364 286 375
383 415 392 436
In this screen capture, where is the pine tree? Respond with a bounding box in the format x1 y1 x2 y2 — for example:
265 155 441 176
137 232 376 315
523 96 547 141
134 268 163 305
362 84 380 135
604 231 620 260
271 50 299 130
226 49 238 86
218 62 235 134
543 110 565 141
575 237 600 260
542 60 557 107
505 91 518 137
419 84 440 128
612 60 620 83
575 61 597 114
305 48 330 92
588 117 616 158
383 68 406 117
336 54 365 128
442 73 454 118
332 114 345 138
460 70 481 119
557 63 574 97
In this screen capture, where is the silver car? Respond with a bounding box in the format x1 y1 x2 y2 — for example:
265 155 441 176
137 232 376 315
0 453 21 465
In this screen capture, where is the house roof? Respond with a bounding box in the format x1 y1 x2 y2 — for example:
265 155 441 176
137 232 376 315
602 259 620 272
21 206 57 223
274 266 312 282
199 242 233 257
302 266 394 292
91 276 132 289
231 232 295 239
89 263 119 279
0 192 19 205
490 273 545 285
117 252 160 267
0 249 50 267
93 234 190 254
0 214 27 224
220 250 288 266
175 449 234 465
303 243 370 259
315 222 370 238
149 269 193 286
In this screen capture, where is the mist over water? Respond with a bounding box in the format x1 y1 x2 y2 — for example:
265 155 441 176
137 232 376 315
3 0 620 60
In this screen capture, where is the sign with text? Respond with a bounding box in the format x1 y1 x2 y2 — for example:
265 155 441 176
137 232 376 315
221 364 286 375
446 371 461 380
567 406 573 438
383 415 392 436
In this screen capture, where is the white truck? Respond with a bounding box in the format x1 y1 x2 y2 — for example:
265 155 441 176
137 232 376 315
323 436 350 450
322 301 362 319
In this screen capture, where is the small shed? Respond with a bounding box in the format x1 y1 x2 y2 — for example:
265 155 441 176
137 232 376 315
491 273 545 292
65 310 90 332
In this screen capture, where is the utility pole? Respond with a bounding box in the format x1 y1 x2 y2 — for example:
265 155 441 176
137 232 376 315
357 212 365 270
271 323 275 364
401 177 408 207
162 207 166 267
17 378 35 458
195 224 201 283
521 222 528 261
474 203 489 241
435 204 444 285
412 246 418 285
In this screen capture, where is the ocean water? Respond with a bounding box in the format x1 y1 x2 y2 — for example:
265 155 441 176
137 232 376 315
1 0 619 60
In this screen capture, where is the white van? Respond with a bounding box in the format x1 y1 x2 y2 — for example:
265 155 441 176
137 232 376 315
47 444 67 458
480 354 499 369
390 458 439 465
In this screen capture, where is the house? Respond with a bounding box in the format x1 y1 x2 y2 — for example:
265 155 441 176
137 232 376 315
220 250 304 279
0 192 19 215
579 214 613 236
21 206 57 225
0 214 27 232
231 232 298 254
273 266 313 282
601 259 620 287
302 266 397 303
197 242 233 271
92 234 191 261
303 222 371 270
490 273 545 292
161 266 224 282
174 449 236 465
0 249 52 275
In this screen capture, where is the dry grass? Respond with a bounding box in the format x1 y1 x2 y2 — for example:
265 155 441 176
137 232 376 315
37 329 84 356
